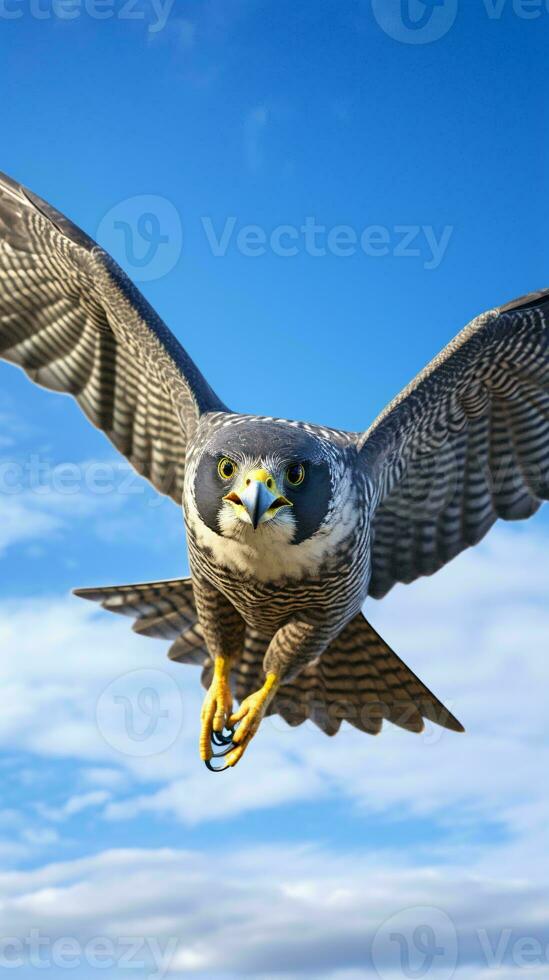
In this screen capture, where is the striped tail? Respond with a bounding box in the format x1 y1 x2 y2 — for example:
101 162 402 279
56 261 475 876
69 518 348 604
217 613 464 736
75 580 463 736
74 578 208 665
281 615 464 735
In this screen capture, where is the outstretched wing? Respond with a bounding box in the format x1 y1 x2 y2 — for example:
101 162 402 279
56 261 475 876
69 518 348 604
0 171 228 502
360 289 549 598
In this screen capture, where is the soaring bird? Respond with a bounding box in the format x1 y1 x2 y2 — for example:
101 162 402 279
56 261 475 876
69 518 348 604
1 171 548 771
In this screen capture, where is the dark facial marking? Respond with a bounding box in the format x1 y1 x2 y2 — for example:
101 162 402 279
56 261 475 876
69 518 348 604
193 421 334 541
194 451 234 534
282 458 332 544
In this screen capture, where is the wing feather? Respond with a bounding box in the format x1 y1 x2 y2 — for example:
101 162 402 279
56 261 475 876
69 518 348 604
0 171 228 502
360 289 549 597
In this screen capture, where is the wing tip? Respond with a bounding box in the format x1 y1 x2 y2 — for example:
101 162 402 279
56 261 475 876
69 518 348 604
72 587 100 602
0 168 97 251
497 287 549 316
426 705 465 734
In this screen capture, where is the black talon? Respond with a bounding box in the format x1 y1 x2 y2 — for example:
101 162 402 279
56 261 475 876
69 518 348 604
210 741 235 758
211 726 235 747
205 757 231 772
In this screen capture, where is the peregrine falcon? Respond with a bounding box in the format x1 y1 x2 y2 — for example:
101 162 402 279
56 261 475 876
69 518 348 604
1 171 548 771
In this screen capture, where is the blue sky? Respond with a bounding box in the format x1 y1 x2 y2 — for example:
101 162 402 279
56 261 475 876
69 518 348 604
1 2 549 978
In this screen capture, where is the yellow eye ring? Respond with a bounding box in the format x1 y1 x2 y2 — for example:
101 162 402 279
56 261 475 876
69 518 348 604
218 457 237 481
285 463 305 487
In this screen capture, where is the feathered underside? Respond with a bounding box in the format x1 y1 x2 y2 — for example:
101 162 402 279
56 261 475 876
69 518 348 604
75 578 463 736
361 289 549 597
0 170 228 503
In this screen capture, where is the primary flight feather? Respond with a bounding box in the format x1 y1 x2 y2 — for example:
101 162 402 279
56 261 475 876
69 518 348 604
1 170 547 769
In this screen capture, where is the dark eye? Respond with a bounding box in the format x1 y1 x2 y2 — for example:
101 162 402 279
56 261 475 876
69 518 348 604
218 457 237 480
286 463 305 487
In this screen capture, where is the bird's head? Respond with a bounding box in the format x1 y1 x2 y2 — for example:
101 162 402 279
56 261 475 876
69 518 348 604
191 419 344 545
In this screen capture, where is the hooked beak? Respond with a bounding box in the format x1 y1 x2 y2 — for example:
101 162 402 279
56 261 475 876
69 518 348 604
224 469 292 530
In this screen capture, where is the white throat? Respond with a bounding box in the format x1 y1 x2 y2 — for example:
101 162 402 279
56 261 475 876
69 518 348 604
184 473 358 583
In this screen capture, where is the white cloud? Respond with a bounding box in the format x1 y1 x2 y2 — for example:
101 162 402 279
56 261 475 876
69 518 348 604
103 749 326 826
21 828 60 846
0 406 37 447
0 845 548 977
0 497 62 556
0 595 172 762
80 767 127 789
38 791 112 823
0 456 180 556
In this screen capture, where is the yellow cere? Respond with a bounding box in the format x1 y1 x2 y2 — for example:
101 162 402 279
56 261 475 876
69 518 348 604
245 468 276 488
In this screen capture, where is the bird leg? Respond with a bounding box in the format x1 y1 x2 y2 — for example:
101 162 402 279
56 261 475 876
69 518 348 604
221 672 279 767
199 656 234 762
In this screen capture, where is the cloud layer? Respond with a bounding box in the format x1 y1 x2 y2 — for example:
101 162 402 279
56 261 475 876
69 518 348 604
1 520 548 976
1 844 549 979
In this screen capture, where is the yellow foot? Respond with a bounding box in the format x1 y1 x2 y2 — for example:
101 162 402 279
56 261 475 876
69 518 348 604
223 672 279 768
199 657 234 761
